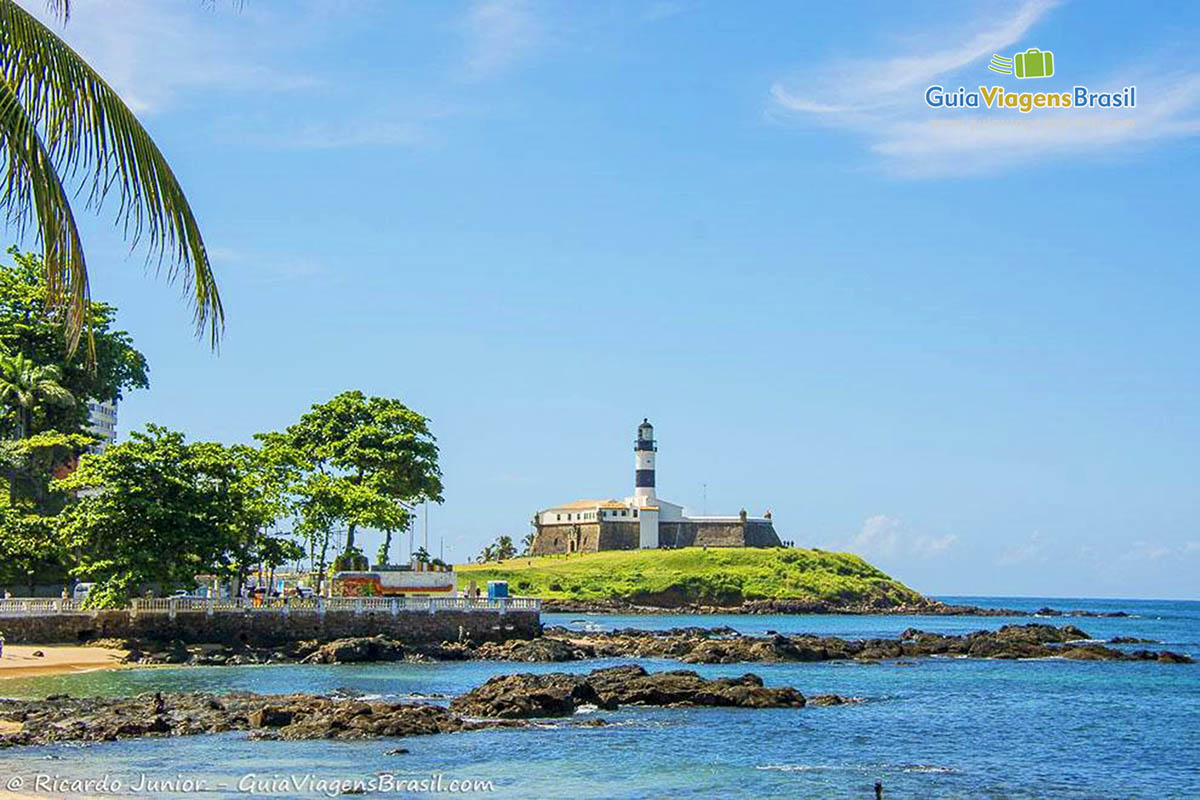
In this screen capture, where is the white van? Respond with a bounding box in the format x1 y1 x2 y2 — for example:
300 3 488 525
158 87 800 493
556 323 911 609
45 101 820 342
72 583 94 602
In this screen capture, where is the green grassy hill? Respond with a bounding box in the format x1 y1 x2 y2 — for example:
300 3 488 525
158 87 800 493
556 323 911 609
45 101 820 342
456 547 925 607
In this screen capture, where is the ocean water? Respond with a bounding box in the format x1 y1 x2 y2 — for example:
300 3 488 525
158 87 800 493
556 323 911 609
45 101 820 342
1 596 1197 799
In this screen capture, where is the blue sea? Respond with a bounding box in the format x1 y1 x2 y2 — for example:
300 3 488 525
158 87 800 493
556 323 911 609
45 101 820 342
1 596 1198 799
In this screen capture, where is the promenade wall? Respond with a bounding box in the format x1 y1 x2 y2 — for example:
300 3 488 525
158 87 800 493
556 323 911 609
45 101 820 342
0 607 540 646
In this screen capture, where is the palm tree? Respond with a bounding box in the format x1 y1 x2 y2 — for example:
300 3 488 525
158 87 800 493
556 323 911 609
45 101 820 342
478 543 495 563
495 535 516 561
521 531 535 556
0 350 72 437
0 0 222 355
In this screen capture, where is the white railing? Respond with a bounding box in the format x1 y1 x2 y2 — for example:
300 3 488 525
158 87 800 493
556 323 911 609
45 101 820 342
0 595 540 618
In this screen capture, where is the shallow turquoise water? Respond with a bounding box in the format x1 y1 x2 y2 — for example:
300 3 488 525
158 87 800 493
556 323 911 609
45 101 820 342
1 596 1197 799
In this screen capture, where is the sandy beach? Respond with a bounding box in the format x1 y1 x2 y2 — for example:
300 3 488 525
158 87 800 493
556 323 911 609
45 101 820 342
0 645 128 680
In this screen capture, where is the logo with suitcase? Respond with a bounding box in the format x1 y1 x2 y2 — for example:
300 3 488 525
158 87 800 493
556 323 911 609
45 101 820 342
989 48 1055 79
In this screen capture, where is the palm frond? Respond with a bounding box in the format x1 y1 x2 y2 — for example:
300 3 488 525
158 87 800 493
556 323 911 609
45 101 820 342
0 78 89 354
42 0 68 23
0 0 223 349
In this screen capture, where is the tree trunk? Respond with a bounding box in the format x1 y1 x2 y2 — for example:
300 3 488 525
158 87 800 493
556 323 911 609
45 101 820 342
314 529 331 595
345 522 357 552
379 529 392 565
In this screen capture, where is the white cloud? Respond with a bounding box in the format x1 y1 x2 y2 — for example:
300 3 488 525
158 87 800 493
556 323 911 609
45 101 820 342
1124 540 1197 562
769 1 1200 176
460 0 541 80
845 514 957 560
27 0 324 115
998 533 1048 566
772 0 1054 113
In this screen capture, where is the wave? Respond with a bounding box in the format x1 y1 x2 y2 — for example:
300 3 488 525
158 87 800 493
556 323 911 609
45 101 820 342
757 763 957 775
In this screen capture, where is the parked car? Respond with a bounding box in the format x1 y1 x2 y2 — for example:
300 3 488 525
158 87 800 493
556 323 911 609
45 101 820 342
72 583 94 601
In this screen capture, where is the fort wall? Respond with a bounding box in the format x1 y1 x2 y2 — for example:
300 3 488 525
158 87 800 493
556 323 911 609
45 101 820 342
531 519 781 555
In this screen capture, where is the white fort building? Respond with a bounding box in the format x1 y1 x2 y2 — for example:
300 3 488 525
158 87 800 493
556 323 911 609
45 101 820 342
529 419 781 555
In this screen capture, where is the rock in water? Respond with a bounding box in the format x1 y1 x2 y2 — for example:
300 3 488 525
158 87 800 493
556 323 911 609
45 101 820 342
299 636 406 664
449 673 614 719
450 665 811 719
586 665 806 708
473 638 584 662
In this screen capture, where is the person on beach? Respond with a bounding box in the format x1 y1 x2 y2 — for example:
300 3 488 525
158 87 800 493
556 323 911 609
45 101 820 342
0 632 5 659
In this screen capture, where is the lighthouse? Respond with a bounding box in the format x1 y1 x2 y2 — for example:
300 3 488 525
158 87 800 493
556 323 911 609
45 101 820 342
634 418 659 548
634 418 657 506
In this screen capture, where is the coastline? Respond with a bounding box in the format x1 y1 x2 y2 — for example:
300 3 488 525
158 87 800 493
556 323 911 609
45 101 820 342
539 598 1130 618
0 645 129 680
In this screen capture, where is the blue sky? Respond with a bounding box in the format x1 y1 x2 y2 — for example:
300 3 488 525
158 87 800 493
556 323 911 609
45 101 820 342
22 0 1200 598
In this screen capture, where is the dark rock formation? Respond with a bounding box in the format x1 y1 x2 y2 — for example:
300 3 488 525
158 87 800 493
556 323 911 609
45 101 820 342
472 637 584 663
106 625 1193 670
585 664 805 709
0 669 844 747
449 665 815 718
299 635 406 664
448 673 614 719
534 623 1194 665
0 692 509 748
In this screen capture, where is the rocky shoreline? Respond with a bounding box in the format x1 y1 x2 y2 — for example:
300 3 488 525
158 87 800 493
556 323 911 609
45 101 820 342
102 622 1193 669
0 666 850 748
531 623 1193 664
541 597 1131 617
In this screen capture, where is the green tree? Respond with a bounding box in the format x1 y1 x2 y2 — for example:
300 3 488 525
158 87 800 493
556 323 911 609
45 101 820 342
0 428 89 508
0 504 58 589
477 536 518 563
0 1 222 353
412 546 431 565
521 531 536 556
0 350 73 438
53 426 286 606
0 426 90 589
0 250 148 435
495 535 517 561
183 440 292 598
260 391 443 572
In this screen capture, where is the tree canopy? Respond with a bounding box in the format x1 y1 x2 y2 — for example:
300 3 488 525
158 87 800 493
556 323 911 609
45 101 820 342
262 391 444 551
0 249 148 437
53 425 296 606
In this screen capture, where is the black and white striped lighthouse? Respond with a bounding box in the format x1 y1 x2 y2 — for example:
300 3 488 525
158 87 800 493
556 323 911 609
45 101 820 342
634 418 657 506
